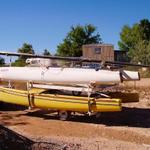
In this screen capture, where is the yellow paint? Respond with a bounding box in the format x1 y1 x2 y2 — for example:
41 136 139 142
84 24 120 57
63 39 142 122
0 87 121 112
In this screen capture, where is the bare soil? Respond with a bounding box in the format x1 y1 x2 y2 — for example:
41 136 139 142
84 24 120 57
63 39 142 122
0 78 150 150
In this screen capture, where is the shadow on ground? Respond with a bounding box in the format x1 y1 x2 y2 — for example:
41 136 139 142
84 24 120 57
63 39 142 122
25 107 150 128
0 125 80 150
1 102 150 128
0 125 33 150
0 102 27 111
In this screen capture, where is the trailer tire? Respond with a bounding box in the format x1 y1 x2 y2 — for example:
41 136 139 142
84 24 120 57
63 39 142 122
72 91 81 96
58 111 70 121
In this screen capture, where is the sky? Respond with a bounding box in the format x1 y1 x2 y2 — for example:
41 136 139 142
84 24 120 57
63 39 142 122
0 0 150 56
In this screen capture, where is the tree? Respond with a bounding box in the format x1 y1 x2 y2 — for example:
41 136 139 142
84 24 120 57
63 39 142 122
0 57 5 66
18 43 35 55
57 24 102 57
43 49 51 55
12 43 35 66
139 19 150 41
118 19 150 64
128 40 150 64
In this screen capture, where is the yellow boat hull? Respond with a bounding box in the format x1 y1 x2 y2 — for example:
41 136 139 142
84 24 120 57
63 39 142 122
0 87 121 112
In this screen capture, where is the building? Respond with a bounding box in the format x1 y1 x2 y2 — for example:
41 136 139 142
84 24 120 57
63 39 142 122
82 44 114 61
114 50 128 62
82 44 128 62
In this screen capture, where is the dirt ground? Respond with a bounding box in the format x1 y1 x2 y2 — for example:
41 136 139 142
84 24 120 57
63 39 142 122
0 78 150 150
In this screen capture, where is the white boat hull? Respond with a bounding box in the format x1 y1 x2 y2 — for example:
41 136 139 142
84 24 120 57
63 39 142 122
0 67 140 84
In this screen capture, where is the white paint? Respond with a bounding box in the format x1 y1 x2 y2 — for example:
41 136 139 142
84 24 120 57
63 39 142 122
0 67 139 84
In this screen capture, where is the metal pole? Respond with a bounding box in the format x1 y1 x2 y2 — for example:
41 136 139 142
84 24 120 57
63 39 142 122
8 56 12 88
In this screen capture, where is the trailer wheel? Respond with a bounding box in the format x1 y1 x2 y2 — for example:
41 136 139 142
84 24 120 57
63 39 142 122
72 91 81 96
58 111 70 121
